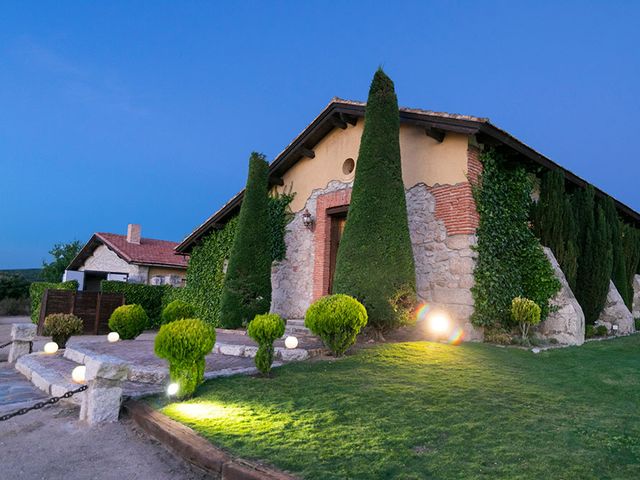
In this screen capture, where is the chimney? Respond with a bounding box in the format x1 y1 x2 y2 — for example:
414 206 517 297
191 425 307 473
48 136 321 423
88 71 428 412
127 224 141 244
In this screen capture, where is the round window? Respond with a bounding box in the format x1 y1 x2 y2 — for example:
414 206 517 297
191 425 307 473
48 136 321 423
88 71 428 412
342 158 355 175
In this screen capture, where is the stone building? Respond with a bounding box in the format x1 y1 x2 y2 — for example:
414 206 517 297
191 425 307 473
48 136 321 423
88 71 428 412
176 99 640 344
65 224 188 290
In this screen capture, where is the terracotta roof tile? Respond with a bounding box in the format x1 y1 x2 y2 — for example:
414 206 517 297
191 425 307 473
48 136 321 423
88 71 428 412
95 233 188 268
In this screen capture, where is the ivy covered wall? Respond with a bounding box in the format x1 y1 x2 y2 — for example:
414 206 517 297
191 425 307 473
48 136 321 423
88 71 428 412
471 150 560 330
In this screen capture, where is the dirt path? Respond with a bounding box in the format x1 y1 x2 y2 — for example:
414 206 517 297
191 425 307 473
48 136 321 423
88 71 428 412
0 403 208 480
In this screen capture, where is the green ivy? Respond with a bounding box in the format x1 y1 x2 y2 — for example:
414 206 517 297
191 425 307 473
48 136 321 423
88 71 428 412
29 280 78 324
471 150 560 330
174 192 294 327
101 281 170 328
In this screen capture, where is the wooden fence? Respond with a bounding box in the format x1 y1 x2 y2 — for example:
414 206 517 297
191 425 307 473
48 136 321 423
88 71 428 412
37 289 125 336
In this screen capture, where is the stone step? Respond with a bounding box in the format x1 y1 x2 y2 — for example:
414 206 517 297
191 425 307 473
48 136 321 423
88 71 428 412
286 319 306 327
15 352 86 405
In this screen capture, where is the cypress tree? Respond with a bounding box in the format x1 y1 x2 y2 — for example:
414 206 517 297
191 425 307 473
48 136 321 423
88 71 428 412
219 152 272 328
573 186 613 324
621 223 640 310
532 170 578 290
332 68 416 332
602 197 629 305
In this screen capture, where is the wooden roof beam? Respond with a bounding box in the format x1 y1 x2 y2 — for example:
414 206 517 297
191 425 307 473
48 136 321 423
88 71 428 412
299 147 315 159
425 127 445 143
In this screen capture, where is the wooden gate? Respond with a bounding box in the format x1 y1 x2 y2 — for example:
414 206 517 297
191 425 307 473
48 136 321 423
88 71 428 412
37 289 125 335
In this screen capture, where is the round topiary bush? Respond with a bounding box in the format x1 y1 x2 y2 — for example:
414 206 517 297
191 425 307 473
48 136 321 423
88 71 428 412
305 294 368 356
247 313 285 375
154 318 216 399
161 300 196 325
108 304 148 340
43 313 83 348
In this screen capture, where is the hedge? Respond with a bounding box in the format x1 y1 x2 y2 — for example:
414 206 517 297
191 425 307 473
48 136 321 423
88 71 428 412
332 68 416 331
101 281 170 328
29 280 78 324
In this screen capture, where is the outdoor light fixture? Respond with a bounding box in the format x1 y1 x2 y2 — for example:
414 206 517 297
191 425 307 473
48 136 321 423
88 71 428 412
429 313 450 335
43 342 59 354
107 332 120 343
167 383 179 396
71 365 86 384
302 209 313 228
612 325 619 332
284 335 298 349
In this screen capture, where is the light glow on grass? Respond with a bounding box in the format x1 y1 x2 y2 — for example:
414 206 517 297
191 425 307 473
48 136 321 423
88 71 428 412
166 402 246 422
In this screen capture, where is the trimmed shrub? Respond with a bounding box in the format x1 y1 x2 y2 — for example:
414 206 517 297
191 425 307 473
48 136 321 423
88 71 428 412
247 313 285 375
161 300 196 325
585 324 596 339
101 281 170 328
471 151 560 329
595 325 608 337
332 69 416 332
219 152 272 328
43 313 83 348
154 318 216 399
511 296 541 342
29 280 78 324
108 304 148 340
305 294 368 356
573 188 613 325
635 318 640 331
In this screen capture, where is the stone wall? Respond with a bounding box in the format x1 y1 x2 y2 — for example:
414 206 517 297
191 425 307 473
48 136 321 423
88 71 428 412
271 181 352 320
596 281 635 335
632 275 640 319
79 244 146 282
535 248 585 345
407 184 482 341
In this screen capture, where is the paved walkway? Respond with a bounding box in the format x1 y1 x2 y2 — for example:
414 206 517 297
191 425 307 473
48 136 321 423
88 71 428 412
0 363 48 415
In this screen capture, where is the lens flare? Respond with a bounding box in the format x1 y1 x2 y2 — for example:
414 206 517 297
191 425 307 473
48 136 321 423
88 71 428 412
429 313 450 334
448 326 464 345
416 303 432 323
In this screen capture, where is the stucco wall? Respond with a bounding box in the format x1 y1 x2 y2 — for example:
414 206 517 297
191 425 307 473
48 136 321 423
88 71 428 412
78 244 147 283
275 122 469 212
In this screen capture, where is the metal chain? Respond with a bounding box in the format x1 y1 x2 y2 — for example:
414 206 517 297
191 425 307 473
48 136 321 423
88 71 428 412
0 340 33 351
0 385 88 422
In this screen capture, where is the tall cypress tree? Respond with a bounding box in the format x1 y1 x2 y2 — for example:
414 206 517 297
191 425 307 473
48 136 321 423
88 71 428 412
532 170 578 290
573 186 613 324
621 223 640 310
332 68 416 332
219 152 272 328
602 197 629 306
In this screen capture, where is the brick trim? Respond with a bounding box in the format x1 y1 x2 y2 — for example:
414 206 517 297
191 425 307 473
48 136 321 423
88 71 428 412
312 189 352 300
429 145 482 236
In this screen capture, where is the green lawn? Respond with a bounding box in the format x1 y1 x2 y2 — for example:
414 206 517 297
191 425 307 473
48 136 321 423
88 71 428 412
156 337 640 479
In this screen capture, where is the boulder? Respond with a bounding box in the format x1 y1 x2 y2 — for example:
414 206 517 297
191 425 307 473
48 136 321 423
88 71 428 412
596 280 635 335
632 275 640 319
535 248 585 345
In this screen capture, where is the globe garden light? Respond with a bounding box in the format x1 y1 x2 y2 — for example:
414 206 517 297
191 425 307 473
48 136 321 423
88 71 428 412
107 332 120 343
284 336 298 349
71 365 86 384
167 383 179 396
43 342 59 354
429 313 450 335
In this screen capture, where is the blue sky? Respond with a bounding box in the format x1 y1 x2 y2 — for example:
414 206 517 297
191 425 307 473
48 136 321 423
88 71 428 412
1 1 638 268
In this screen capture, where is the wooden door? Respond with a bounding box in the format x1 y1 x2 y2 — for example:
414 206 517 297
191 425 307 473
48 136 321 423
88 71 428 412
328 213 347 294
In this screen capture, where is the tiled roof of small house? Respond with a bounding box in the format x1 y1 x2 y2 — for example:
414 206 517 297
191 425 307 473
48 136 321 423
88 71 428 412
67 233 188 270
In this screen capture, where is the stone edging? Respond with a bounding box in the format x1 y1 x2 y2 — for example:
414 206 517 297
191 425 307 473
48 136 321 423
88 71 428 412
124 400 298 480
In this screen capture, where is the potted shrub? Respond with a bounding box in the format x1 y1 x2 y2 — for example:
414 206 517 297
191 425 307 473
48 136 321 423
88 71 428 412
247 313 285 376
108 304 149 340
43 313 84 348
305 294 368 356
154 318 215 399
